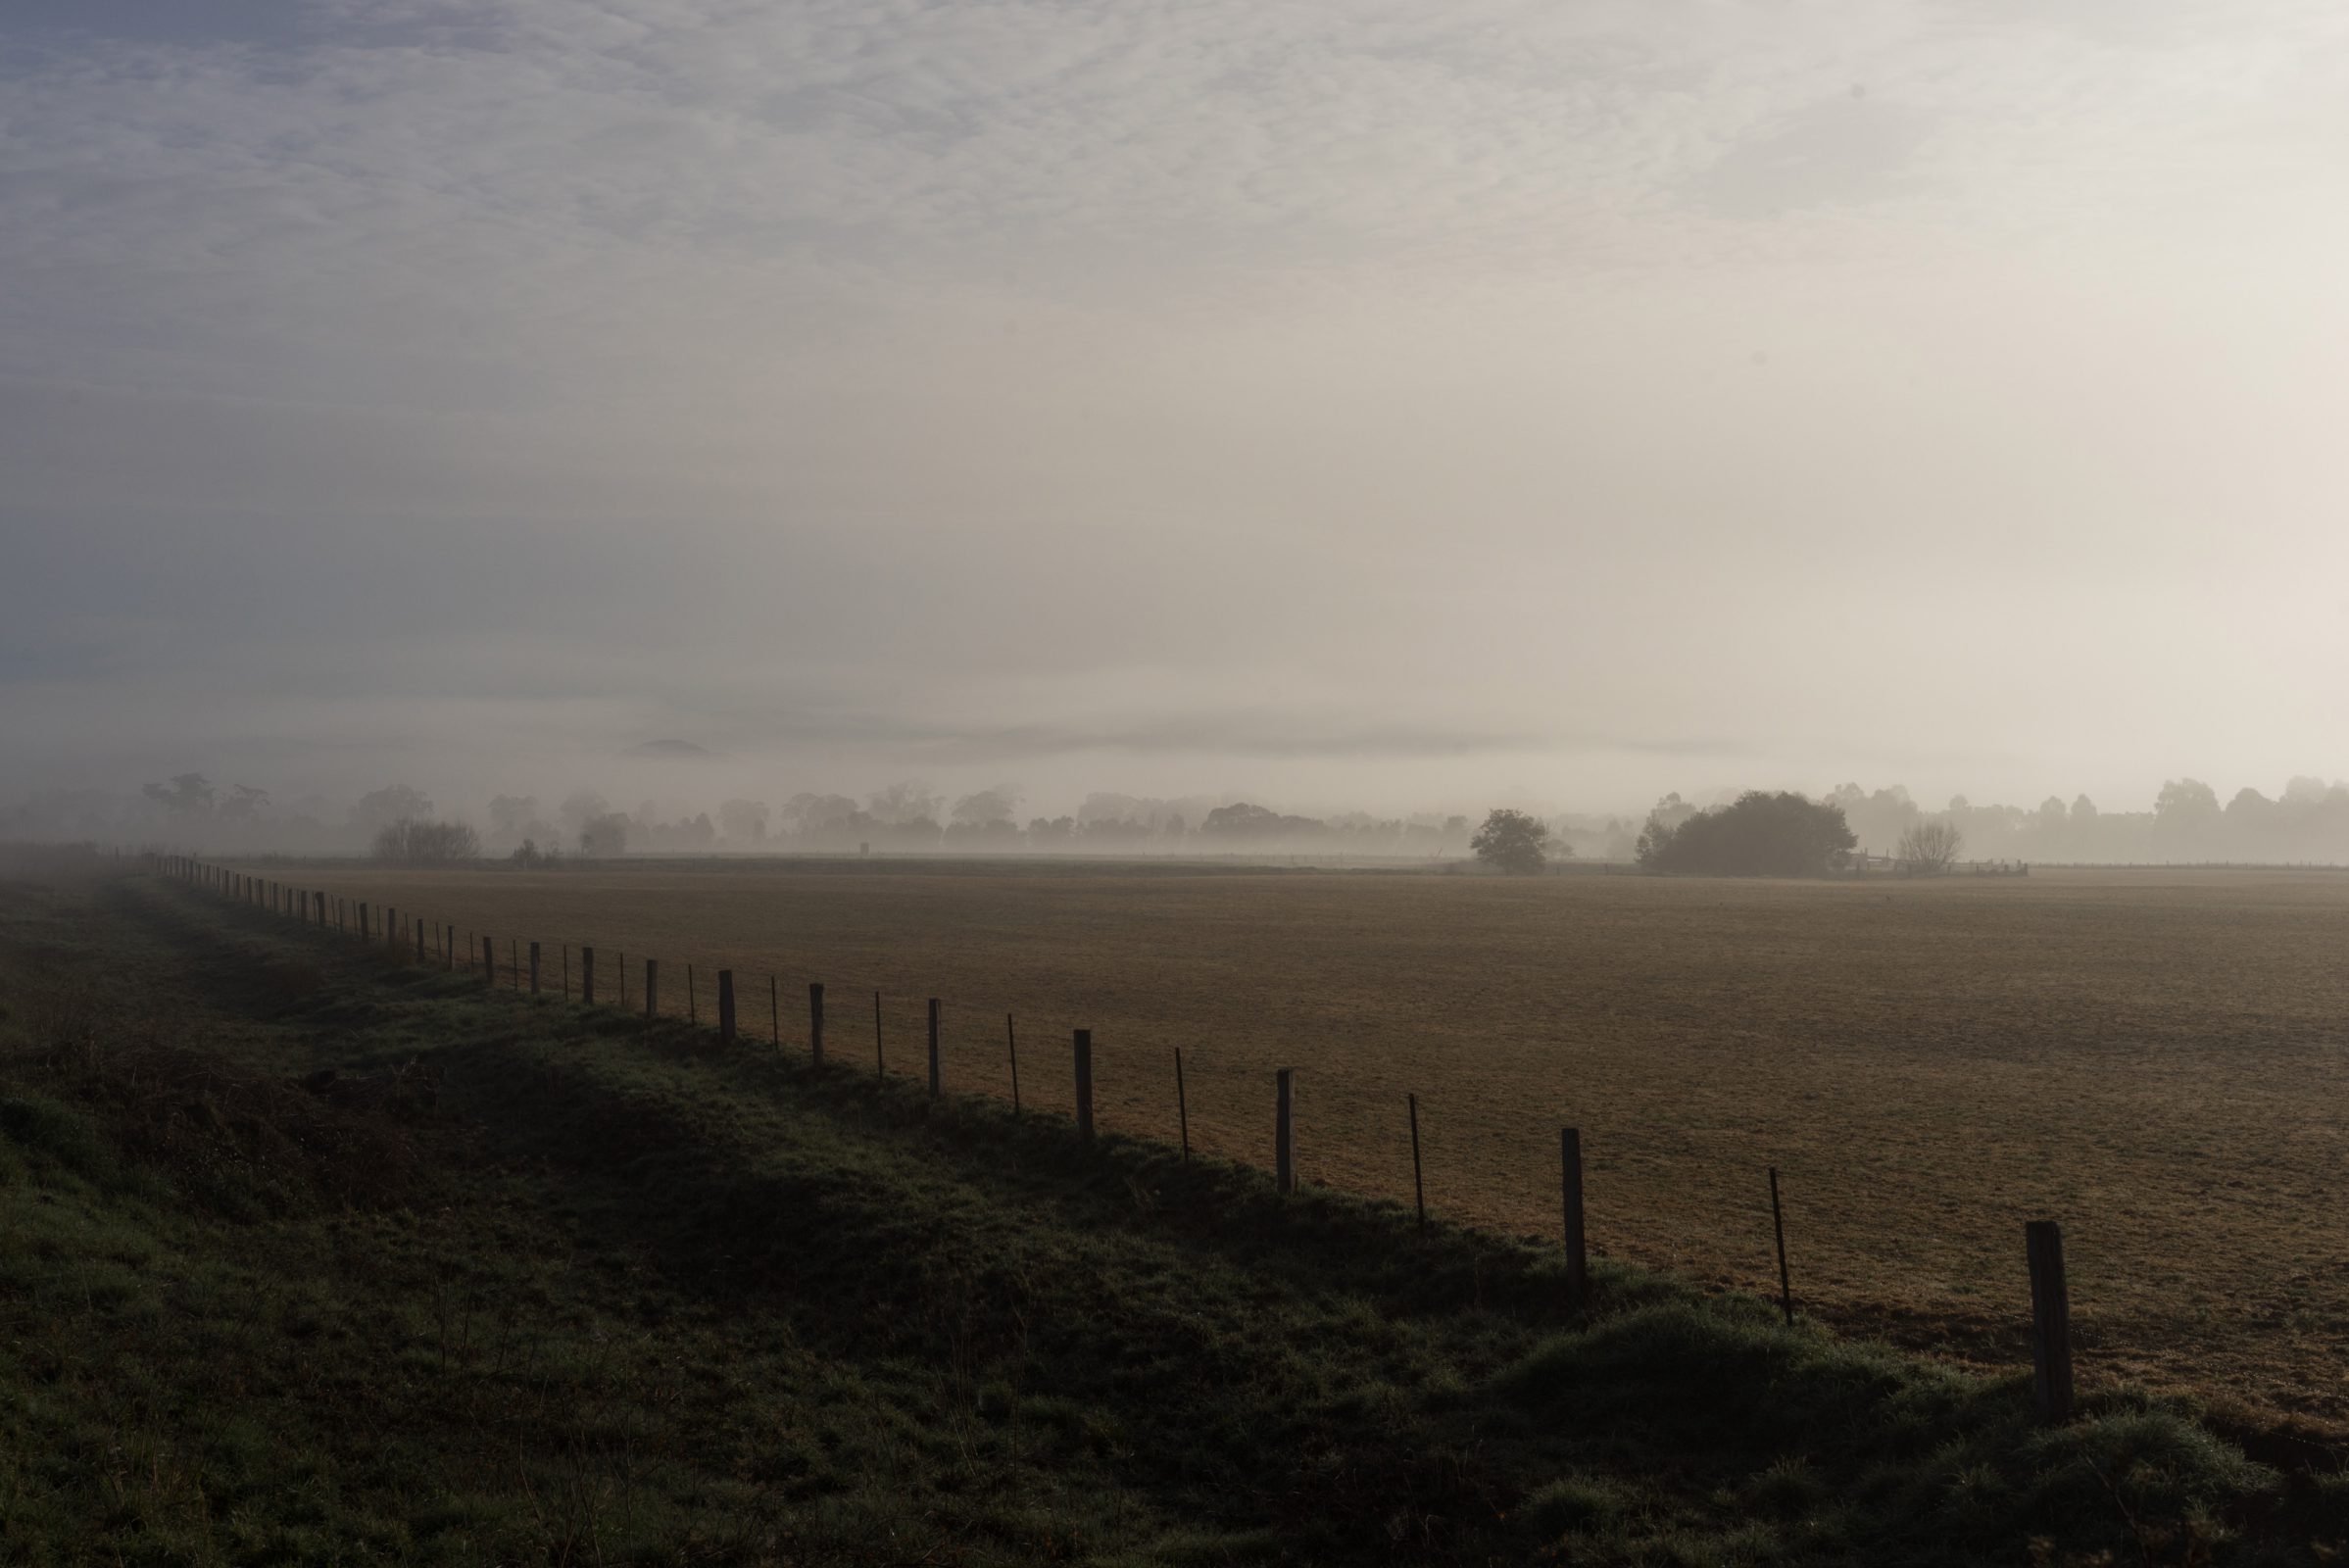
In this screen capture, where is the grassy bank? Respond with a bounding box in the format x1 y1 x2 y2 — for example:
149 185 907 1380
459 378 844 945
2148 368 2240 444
0 858 2342 1564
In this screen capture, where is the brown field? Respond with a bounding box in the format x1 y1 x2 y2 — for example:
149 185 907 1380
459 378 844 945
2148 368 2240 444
262 858 2349 1427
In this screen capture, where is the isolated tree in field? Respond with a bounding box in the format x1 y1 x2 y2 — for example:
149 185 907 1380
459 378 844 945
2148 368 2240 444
351 784 434 835
1471 808 1549 875
370 817 481 862
1896 818 1964 874
1637 791 1856 876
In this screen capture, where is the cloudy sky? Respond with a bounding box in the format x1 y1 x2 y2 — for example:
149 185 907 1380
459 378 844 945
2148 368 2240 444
6 0 2348 816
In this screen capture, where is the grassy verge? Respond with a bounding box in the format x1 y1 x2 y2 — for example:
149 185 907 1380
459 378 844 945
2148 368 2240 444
0 860 2343 1564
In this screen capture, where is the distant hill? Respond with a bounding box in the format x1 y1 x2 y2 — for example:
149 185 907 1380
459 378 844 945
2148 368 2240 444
624 738 712 759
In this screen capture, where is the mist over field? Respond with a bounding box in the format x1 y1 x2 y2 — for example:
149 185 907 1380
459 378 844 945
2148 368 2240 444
7 1 2349 822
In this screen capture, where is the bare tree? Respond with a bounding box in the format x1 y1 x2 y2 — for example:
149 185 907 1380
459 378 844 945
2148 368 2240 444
370 817 481 862
1896 819 1964 875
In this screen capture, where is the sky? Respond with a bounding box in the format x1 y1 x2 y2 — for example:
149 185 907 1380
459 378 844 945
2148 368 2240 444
6 0 2349 819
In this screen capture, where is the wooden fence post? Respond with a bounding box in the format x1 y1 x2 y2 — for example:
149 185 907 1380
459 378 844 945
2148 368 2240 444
645 957 659 1019
1560 1127 1588 1306
1074 1029 1095 1140
529 941 541 994
416 922 425 963
927 998 942 1099
1007 1015 1021 1114
872 991 883 1077
1408 1094 1425 1226
563 945 568 999
481 935 494 984
619 953 628 1008
718 971 736 1045
770 976 779 1048
510 938 516 989
1769 1166 1794 1327
1275 1068 1295 1195
2027 1219 2076 1423
387 906 396 949
1175 1048 1190 1161
581 946 596 1004
687 964 697 1025
359 902 368 941
808 982 825 1064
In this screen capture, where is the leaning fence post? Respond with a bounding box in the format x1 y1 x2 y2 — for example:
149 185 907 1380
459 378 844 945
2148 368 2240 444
1408 1094 1425 1226
1560 1127 1589 1305
1769 1166 1794 1327
1074 1029 1095 1140
386 906 396 949
481 935 494 984
718 971 736 1045
645 957 660 1019
1175 1048 1190 1161
529 941 541 994
808 981 825 1063
927 998 942 1099
1275 1068 1296 1195
581 946 596 1004
2027 1219 2076 1423
416 922 426 963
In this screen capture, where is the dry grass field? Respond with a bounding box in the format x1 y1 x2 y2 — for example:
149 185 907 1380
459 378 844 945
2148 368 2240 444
266 858 2349 1428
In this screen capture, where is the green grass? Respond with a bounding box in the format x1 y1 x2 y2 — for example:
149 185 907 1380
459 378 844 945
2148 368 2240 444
0 862 2342 1564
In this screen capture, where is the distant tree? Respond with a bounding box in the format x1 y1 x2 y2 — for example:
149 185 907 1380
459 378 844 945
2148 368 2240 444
488 794 541 841
555 790 610 838
2153 777 2221 852
1470 808 1549 875
216 783 270 823
867 781 944 825
1200 803 1326 840
578 812 630 857
143 772 216 817
1896 819 1964 874
951 787 1021 829
351 784 434 835
716 799 770 842
370 817 480 862
1637 791 1856 877
509 837 560 867
781 793 861 837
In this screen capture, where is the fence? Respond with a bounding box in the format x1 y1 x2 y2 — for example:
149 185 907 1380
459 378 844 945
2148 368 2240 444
147 851 2088 1421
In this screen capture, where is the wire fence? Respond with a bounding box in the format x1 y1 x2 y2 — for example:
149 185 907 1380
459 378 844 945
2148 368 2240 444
161 850 2268 1427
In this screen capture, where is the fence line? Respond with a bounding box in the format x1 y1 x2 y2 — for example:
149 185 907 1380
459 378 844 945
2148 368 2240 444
148 851 2090 1423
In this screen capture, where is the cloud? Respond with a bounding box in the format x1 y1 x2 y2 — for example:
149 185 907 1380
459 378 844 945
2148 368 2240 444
6 0 2349 811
